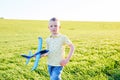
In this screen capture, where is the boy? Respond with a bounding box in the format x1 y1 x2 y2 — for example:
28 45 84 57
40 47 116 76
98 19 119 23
41 17 74 80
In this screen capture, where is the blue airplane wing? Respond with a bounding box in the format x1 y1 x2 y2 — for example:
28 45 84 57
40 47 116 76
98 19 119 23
31 37 42 71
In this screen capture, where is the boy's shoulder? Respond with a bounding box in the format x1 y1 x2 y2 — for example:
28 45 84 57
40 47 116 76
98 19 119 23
60 34 69 38
58 34 67 38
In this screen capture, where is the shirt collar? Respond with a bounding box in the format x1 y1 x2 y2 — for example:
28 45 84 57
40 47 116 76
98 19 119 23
50 33 61 38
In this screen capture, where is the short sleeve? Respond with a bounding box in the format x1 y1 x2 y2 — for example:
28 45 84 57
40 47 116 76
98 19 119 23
64 35 72 45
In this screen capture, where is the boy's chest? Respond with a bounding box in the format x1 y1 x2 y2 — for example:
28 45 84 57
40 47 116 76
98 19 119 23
48 38 64 47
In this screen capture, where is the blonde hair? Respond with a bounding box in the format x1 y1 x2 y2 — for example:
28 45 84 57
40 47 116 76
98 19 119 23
49 17 60 26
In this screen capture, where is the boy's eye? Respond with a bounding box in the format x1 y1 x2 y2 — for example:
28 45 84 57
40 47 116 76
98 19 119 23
50 25 57 27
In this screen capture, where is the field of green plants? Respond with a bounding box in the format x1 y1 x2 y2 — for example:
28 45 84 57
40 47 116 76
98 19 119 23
0 19 120 80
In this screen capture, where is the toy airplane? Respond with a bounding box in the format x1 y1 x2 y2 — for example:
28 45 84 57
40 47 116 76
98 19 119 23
21 37 49 71
21 50 49 59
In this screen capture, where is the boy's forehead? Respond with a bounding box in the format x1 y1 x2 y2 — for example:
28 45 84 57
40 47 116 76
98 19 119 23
49 21 60 26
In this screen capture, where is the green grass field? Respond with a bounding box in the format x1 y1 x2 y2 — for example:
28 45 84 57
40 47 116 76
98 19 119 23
0 19 120 80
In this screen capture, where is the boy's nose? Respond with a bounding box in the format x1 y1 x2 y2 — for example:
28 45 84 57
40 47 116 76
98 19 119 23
53 26 56 29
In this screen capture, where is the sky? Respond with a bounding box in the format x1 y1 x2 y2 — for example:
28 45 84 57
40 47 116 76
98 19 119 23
0 0 120 21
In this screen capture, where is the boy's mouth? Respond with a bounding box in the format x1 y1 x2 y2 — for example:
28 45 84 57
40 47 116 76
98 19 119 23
52 30 56 32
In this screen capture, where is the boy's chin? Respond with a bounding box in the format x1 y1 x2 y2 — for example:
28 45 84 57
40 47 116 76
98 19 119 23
52 32 58 34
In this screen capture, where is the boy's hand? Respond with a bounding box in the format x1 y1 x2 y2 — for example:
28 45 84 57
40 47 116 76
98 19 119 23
60 59 69 66
41 53 48 57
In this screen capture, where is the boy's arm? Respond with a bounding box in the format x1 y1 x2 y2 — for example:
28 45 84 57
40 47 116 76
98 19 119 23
60 43 74 66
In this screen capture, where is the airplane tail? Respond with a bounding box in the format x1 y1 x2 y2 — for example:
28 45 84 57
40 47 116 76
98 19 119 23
26 51 32 64
21 50 33 65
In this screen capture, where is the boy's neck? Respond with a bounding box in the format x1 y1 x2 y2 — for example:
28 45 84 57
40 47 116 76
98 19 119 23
52 33 60 36
50 33 61 38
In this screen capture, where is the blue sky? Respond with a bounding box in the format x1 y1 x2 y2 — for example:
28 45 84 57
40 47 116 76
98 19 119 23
0 0 120 21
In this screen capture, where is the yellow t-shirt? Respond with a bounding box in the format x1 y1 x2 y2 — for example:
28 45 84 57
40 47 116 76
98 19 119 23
46 34 72 66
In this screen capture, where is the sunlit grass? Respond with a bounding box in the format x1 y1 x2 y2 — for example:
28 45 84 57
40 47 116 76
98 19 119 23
0 19 120 80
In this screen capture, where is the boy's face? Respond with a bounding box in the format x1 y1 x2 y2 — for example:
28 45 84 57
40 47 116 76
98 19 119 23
48 21 60 35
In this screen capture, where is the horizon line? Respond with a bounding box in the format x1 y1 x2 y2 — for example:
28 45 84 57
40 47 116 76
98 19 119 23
0 18 120 22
